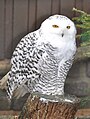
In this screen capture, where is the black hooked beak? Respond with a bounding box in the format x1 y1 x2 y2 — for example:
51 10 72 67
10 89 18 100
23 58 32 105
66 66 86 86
61 33 64 37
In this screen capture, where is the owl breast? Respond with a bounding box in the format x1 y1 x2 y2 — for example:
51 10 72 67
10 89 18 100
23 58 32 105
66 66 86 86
33 43 66 95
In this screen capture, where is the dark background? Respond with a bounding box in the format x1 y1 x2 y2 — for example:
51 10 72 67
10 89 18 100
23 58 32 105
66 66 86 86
0 0 90 110
0 0 90 59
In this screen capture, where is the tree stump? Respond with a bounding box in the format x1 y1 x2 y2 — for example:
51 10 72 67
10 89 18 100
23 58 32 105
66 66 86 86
19 93 80 119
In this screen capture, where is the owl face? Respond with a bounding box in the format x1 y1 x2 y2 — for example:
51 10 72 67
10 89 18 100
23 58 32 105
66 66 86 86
41 15 76 39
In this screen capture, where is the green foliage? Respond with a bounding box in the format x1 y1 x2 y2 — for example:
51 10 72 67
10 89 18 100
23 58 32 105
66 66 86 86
72 8 90 46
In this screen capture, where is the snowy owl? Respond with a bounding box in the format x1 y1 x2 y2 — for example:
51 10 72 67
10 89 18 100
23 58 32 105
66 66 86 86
6 15 77 99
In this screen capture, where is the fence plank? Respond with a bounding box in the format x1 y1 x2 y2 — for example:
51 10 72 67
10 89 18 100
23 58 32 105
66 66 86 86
83 0 90 13
0 0 90 59
28 0 37 32
12 0 28 51
51 0 60 15
75 0 83 16
60 0 75 18
36 0 52 29
0 0 5 59
5 0 13 58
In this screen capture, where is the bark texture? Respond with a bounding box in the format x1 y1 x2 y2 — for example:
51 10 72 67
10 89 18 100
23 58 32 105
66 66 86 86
19 93 80 119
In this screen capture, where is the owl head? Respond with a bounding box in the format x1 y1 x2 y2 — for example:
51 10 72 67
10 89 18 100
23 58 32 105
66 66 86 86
40 15 76 39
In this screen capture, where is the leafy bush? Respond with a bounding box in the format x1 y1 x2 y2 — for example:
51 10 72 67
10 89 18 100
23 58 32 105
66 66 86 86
72 8 90 46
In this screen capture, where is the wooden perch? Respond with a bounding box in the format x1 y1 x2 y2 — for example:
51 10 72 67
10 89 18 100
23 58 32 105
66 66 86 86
18 93 80 119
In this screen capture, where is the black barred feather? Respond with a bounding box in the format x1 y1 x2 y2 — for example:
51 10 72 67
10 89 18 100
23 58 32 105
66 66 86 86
6 15 76 99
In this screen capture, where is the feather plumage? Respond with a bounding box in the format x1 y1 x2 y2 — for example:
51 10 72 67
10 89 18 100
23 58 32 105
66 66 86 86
6 15 77 99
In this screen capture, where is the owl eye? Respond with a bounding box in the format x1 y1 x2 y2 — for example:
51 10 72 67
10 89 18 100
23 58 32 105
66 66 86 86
67 26 71 29
52 25 59 28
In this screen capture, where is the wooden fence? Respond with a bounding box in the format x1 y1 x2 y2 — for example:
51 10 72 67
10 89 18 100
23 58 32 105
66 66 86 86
0 0 90 59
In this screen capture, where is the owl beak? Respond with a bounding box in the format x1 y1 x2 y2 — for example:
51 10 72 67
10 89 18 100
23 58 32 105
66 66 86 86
61 33 64 37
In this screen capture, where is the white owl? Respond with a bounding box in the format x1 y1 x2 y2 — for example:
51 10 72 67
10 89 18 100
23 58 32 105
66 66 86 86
7 15 77 99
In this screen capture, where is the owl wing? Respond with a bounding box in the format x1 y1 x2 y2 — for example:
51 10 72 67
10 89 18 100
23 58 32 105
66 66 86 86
57 50 76 95
7 30 43 99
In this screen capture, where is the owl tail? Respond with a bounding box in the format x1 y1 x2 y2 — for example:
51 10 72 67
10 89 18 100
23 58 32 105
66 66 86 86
6 78 14 100
7 75 29 100
7 80 29 100
0 72 13 100
13 84 30 99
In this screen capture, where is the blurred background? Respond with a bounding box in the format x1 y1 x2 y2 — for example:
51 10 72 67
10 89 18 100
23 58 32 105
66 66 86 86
0 0 90 118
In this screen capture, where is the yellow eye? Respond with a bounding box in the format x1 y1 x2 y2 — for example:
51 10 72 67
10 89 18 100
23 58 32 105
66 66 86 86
67 26 70 29
52 25 59 28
